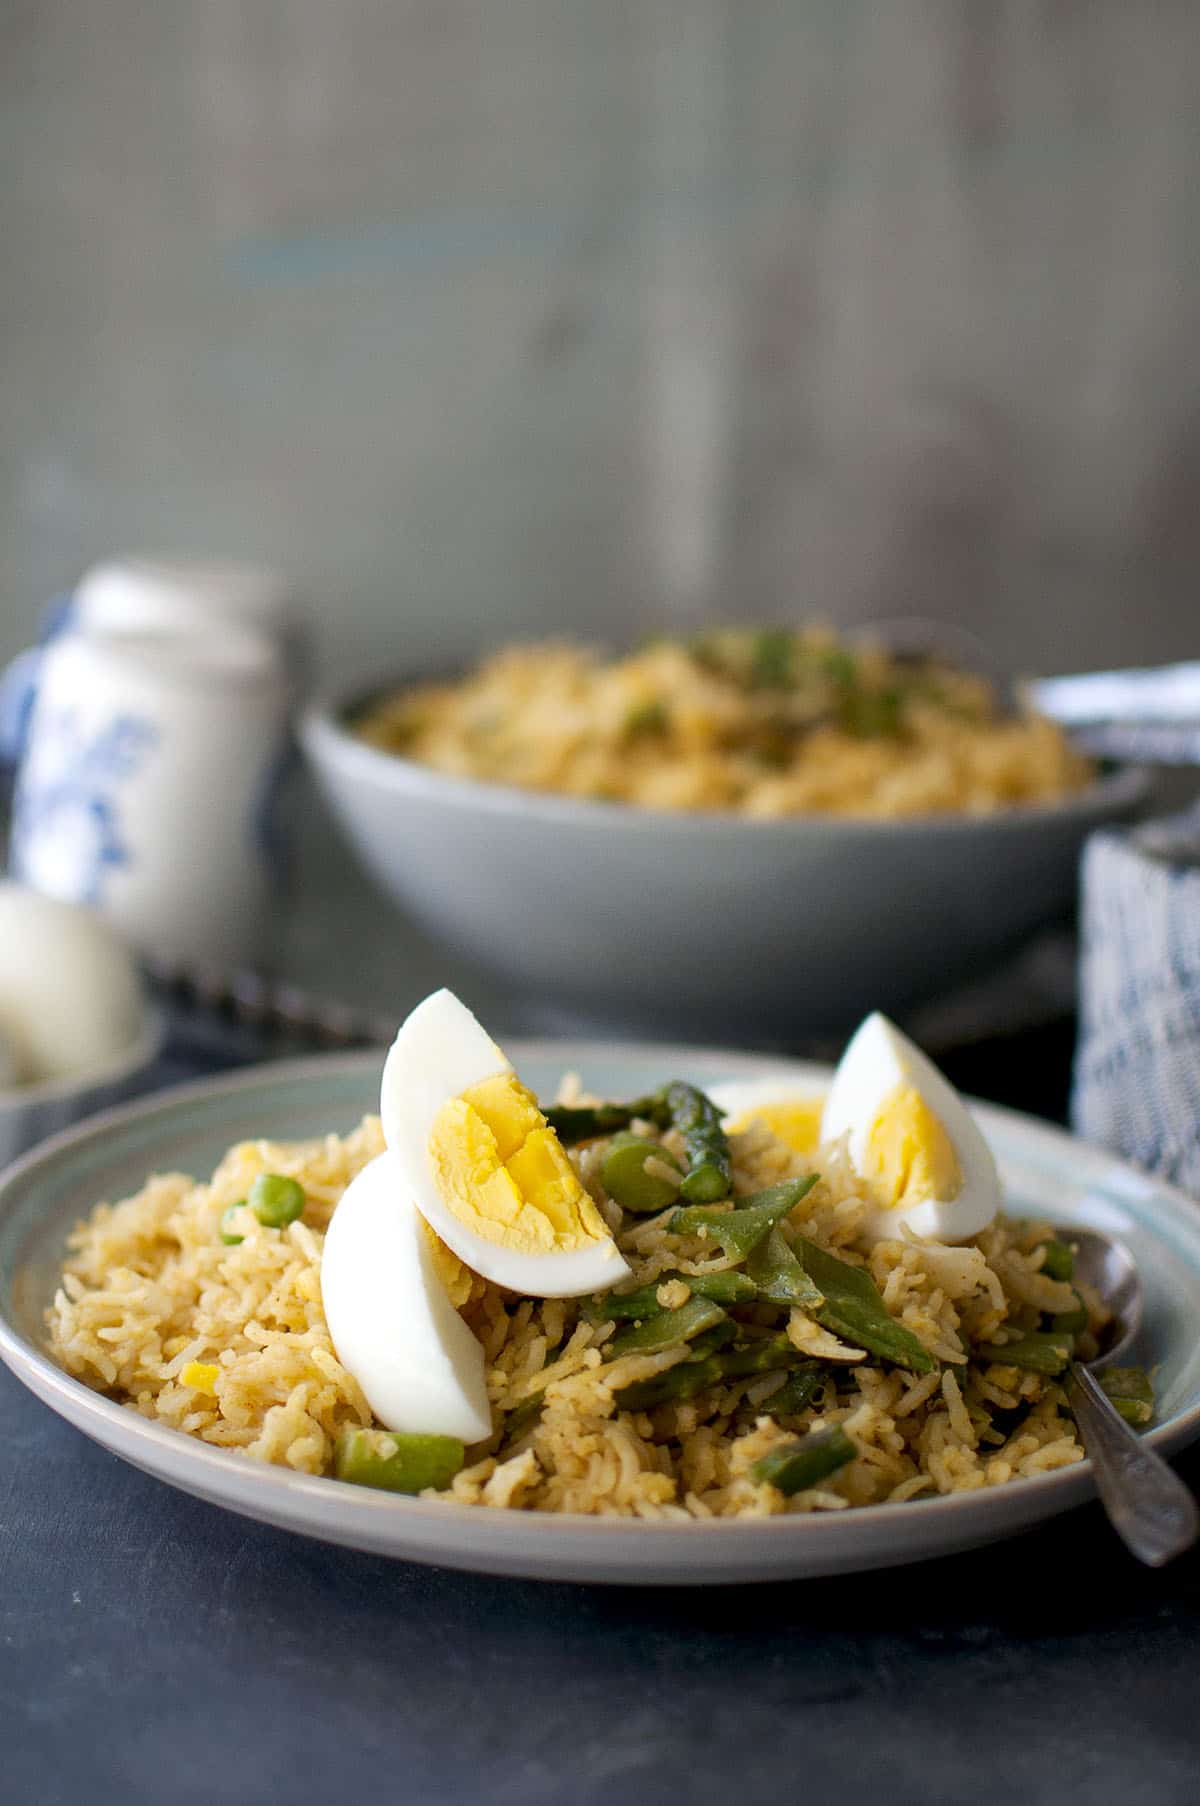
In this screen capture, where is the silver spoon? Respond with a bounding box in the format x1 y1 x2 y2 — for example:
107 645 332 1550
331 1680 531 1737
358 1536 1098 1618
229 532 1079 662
1062 1227 1198 1567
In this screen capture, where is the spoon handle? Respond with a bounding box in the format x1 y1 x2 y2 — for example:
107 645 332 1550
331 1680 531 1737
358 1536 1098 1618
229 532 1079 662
1067 1363 1200 1567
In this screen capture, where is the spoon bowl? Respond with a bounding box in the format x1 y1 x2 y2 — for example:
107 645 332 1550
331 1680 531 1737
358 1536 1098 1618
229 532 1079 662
1068 1226 1143 1367
1056 1225 1197 1566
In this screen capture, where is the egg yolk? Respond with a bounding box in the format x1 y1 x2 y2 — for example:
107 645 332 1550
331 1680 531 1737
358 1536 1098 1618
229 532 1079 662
428 1073 610 1253
725 1098 824 1156
864 1083 962 1210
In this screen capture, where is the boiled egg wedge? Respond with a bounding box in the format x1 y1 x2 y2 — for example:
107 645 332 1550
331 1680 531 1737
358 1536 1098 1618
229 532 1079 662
320 1151 492 1444
380 989 630 1297
821 1013 1000 1242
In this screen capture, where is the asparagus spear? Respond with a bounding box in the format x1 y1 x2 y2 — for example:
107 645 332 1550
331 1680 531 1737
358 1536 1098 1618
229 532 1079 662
547 1079 732 1200
544 1097 668 1144
665 1081 734 1202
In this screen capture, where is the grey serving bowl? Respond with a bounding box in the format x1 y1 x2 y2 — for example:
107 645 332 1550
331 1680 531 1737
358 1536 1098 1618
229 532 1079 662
301 685 1149 1039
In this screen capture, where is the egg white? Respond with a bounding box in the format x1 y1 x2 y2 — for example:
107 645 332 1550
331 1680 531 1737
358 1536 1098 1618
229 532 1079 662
380 988 629 1297
821 1012 1000 1242
321 1151 492 1444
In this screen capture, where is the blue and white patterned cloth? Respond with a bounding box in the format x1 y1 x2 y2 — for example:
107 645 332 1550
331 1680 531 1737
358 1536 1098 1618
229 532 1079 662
1073 812 1200 1195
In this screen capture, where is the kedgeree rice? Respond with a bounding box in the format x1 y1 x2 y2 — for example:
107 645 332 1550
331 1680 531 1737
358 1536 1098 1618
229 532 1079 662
48 998 1148 1520
356 628 1093 819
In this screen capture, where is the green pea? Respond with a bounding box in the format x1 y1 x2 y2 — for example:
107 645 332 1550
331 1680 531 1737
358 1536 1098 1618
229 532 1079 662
601 1136 683 1215
220 1203 248 1246
249 1172 306 1229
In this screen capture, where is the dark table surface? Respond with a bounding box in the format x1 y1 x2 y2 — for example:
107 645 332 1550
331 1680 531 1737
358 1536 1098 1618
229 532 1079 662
3 1015 1199 1806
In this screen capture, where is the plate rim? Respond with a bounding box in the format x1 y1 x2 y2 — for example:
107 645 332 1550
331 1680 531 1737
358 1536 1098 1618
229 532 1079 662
3 1040 1200 1568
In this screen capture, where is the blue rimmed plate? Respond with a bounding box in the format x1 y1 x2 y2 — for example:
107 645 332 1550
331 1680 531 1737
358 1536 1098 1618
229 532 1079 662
1 1044 1198 1585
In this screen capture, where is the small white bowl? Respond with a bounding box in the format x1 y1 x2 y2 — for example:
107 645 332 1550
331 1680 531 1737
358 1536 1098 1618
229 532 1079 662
0 1004 165 1170
302 684 1150 1039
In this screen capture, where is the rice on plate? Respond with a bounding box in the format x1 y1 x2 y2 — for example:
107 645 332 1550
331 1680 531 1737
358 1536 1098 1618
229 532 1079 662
47 997 1151 1519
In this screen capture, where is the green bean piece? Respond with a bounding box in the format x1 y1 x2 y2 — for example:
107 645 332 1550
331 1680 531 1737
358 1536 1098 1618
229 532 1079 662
977 1330 1074 1376
683 1321 739 1360
666 1081 734 1202
501 1398 544 1446
249 1172 307 1229
1098 1366 1155 1427
608 1295 728 1359
1049 1289 1089 1337
794 1237 935 1374
333 1427 466 1494
717 1336 799 1379
587 1266 758 1325
601 1137 683 1215
751 1426 856 1496
583 1282 664 1325
670 1176 818 1261
1037 1239 1076 1283
220 1203 248 1246
746 1226 824 1311
682 1269 760 1306
615 1335 799 1412
615 1361 722 1413
759 1364 825 1420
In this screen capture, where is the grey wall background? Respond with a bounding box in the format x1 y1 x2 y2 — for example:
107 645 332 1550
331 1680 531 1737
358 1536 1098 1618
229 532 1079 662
3 1 1199 688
